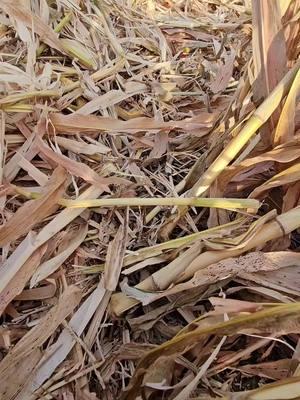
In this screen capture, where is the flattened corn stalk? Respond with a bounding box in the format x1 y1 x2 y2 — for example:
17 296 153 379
111 206 300 315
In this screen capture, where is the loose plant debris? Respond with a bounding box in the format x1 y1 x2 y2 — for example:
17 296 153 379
0 0 300 399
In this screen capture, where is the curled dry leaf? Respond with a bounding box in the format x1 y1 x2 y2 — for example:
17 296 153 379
219 137 300 193
250 162 300 199
117 251 300 308
209 298 264 315
121 303 300 399
118 242 202 307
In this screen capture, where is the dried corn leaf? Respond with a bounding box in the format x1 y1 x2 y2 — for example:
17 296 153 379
36 136 129 189
0 0 64 52
121 219 245 268
0 90 60 107
274 68 300 145
18 279 107 398
172 337 226 400
121 303 300 399
0 185 103 299
30 223 88 286
0 244 47 316
219 138 300 192
76 89 144 116
226 375 300 399
14 282 56 301
279 0 294 17
0 112 3 179
0 285 81 400
143 356 175 394
250 162 300 198
55 136 111 155
209 298 264 315
119 242 202 307
18 156 49 186
60 39 97 70
252 0 287 146
238 359 293 380
240 265 300 296
104 214 128 291
210 50 235 94
0 166 67 247
4 133 36 182
50 112 216 134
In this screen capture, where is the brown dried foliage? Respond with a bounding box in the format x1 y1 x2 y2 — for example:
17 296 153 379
0 1 300 399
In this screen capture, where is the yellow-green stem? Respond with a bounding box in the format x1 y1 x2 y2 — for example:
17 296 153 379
60 197 259 210
37 13 72 57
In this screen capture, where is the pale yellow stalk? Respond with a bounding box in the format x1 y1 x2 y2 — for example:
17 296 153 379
192 60 300 197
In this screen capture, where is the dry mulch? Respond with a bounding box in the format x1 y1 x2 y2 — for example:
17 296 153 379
0 1 300 399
